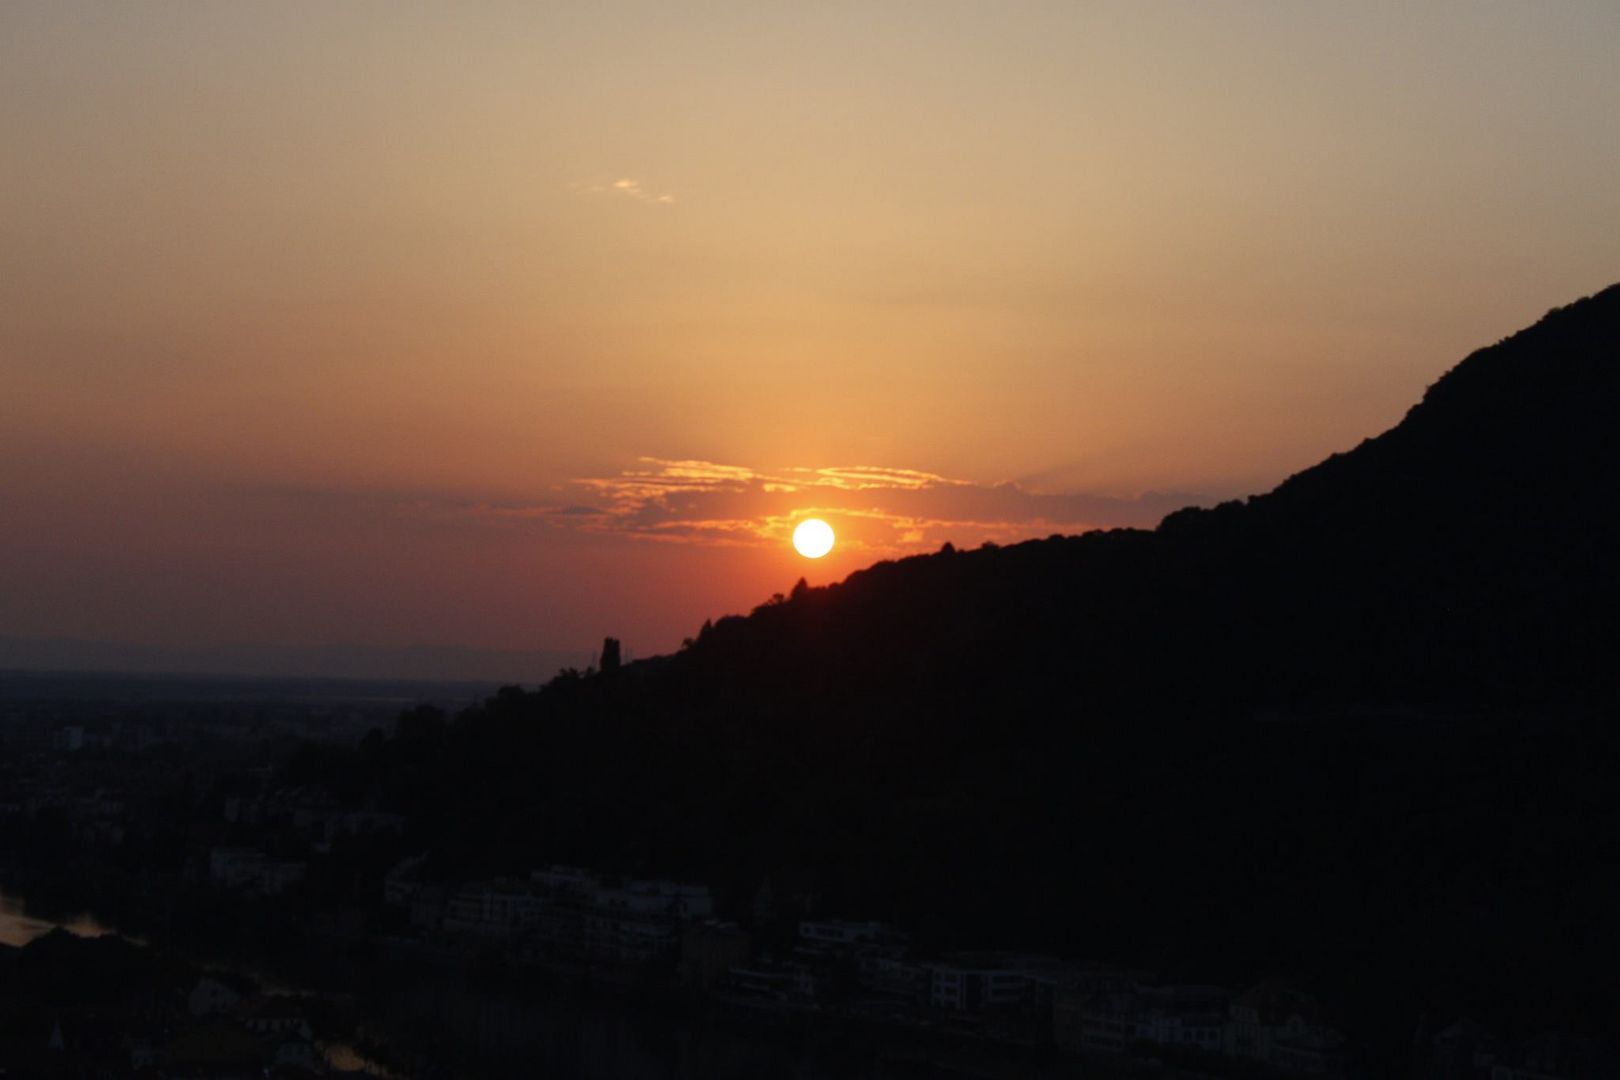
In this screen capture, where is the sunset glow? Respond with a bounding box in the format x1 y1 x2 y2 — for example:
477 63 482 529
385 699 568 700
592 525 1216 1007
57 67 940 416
1 4 1612 1067
2 3 1616 666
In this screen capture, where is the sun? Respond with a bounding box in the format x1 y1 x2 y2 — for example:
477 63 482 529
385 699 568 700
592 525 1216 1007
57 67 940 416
792 518 835 559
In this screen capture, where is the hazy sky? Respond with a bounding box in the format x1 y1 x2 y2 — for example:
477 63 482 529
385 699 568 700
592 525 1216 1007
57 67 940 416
3 2 1618 665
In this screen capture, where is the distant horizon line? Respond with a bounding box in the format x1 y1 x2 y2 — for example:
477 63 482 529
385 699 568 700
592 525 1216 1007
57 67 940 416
0 632 595 687
0 665 499 690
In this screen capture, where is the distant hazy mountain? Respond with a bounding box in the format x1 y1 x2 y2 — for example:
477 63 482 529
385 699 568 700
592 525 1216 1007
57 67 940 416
0 634 589 686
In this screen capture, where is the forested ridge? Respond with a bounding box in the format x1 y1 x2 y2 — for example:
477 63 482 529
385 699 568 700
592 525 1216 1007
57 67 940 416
288 283 1620 1050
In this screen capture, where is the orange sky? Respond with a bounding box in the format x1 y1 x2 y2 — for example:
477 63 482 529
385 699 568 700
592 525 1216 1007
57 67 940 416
3 3 1618 667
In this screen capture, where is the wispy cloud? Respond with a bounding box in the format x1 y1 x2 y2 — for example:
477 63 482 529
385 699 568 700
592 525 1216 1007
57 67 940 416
562 457 1205 554
573 177 677 205
225 460 1208 558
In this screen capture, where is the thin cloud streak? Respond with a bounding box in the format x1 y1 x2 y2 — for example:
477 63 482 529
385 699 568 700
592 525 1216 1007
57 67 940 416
221 460 1208 558
572 178 677 205
565 457 1206 555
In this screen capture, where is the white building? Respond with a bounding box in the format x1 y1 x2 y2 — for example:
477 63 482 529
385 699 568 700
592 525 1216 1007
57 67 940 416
187 977 242 1018
531 865 599 896
1226 980 1344 1074
207 847 304 895
442 879 548 938
924 953 1060 1013
798 919 891 949
1129 983 1230 1053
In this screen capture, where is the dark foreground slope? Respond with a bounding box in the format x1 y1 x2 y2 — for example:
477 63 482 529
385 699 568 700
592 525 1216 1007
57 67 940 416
298 285 1620 1052
669 280 1619 712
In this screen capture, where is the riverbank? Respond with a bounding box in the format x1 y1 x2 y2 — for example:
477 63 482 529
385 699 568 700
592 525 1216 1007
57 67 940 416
0 890 390 1078
0 887 122 949
0 873 1159 1080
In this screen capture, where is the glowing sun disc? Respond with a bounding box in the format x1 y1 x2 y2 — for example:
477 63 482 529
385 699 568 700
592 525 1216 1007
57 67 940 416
792 518 835 559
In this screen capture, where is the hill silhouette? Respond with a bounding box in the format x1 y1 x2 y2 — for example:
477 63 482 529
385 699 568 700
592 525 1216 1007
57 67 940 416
292 284 1620 1063
660 281 1619 711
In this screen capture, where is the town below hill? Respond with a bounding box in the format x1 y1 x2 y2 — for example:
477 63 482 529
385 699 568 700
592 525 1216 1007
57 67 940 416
3 676 1616 1079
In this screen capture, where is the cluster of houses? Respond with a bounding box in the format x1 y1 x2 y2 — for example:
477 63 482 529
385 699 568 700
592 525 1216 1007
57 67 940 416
0 781 129 846
375 866 1615 1078
152 978 326 1076
384 861 717 967
222 786 406 841
706 924 1617 1079
206 847 310 897
11 721 1607 1080
726 921 1349 1076
203 789 408 897
1426 1020 1620 1080
378 860 1350 1075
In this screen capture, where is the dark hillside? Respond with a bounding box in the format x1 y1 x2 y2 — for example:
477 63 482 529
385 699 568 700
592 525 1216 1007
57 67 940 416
666 282 1620 711
292 284 1620 1062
